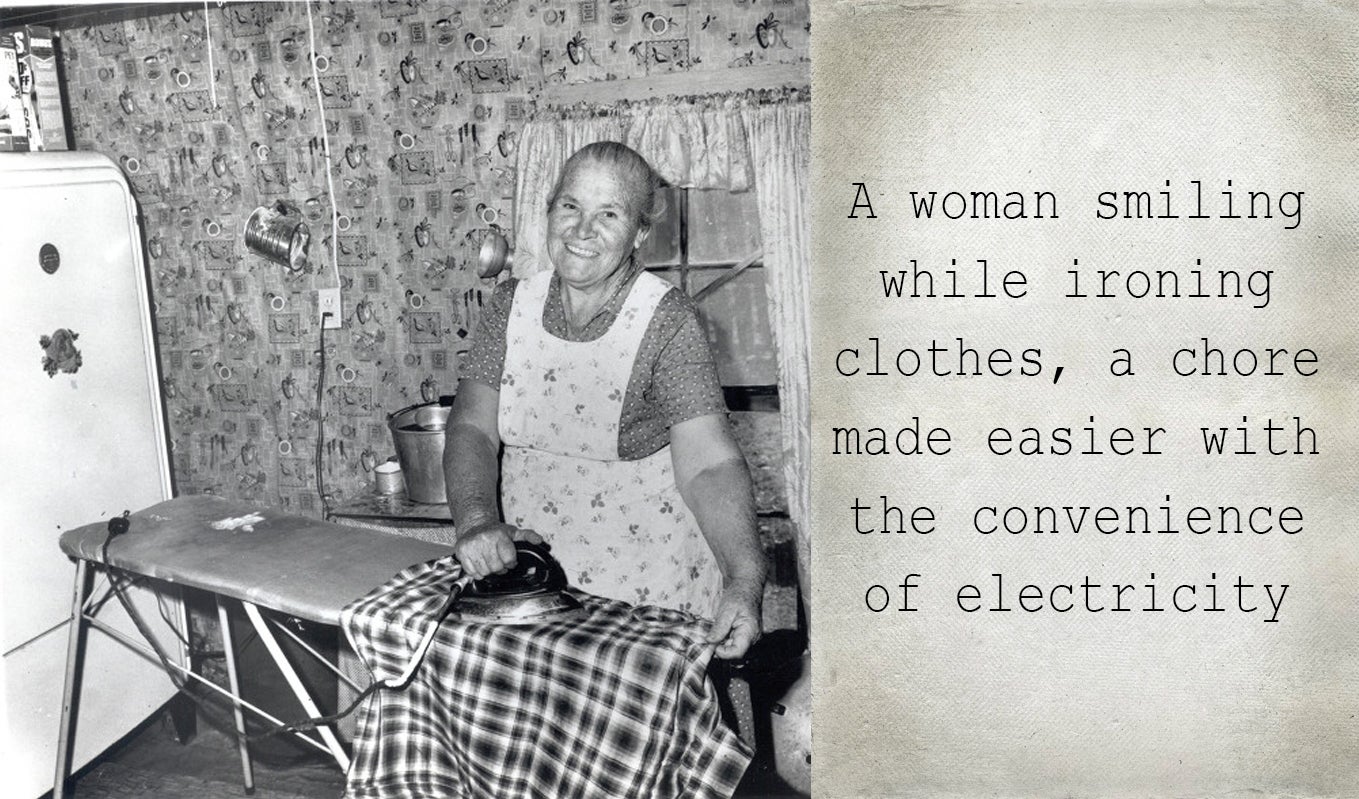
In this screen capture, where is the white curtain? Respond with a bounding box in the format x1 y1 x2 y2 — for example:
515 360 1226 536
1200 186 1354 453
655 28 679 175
738 101 811 619
512 97 761 277
512 93 812 622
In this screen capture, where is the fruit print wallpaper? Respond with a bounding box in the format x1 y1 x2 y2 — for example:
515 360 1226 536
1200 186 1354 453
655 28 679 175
58 0 809 514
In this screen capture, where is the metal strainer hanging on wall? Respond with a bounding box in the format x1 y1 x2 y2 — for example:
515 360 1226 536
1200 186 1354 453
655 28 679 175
243 201 311 272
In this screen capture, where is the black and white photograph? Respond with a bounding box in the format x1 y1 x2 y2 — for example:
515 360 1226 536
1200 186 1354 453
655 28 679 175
1 1 810 796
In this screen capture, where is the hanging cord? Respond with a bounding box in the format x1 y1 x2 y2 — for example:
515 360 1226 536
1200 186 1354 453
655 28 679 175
315 320 329 515
202 2 217 109
95 513 468 741
306 0 340 518
304 0 341 290
254 576 467 740
98 513 230 728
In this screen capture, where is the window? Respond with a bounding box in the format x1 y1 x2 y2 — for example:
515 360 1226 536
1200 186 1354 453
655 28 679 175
638 187 778 409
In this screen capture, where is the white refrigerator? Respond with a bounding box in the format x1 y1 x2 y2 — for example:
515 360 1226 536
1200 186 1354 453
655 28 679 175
1 152 182 797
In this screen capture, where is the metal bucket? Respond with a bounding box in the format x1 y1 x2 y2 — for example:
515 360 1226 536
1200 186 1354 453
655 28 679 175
387 402 451 504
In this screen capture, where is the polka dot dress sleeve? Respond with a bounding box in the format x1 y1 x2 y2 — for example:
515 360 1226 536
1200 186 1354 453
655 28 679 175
650 291 727 428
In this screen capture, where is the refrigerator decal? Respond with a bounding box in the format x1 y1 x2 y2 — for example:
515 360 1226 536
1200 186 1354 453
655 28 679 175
39 327 82 376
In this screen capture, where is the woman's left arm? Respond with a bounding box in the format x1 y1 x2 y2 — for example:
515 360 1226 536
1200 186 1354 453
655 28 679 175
670 414 767 659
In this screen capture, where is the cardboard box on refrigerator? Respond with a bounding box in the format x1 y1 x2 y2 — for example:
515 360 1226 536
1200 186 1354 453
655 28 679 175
0 32 30 152
9 25 69 151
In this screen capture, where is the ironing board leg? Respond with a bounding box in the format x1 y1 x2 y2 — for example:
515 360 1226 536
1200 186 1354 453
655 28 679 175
53 559 90 799
168 588 197 745
242 602 352 772
217 596 256 794
728 673 756 746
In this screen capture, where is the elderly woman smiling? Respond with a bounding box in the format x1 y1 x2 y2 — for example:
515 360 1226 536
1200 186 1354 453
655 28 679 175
444 141 765 658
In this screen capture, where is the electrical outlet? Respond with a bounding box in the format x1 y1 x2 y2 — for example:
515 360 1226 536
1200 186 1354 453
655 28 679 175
317 288 342 329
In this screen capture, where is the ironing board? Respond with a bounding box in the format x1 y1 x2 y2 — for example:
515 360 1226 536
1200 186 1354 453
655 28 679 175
53 495 451 799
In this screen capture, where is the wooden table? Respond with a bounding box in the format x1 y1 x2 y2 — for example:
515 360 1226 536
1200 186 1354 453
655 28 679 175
326 486 453 528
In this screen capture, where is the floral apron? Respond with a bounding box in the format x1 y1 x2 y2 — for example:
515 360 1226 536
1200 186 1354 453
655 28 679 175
497 271 723 616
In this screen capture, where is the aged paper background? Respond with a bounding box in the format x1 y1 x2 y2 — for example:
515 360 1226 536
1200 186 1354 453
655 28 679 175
811 1 1359 796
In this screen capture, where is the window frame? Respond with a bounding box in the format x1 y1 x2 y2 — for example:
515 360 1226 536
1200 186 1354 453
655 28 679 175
642 186 780 410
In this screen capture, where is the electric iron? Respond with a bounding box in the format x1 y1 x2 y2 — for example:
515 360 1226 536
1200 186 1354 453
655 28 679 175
456 540 587 625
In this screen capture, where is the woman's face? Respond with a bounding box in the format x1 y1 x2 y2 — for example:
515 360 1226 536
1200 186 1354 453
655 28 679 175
547 160 650 291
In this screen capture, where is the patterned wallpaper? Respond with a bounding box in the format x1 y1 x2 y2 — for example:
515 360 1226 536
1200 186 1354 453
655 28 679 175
58 0 809 514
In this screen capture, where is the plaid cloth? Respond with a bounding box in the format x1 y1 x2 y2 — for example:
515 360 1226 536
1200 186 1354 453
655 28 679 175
340 555 752 799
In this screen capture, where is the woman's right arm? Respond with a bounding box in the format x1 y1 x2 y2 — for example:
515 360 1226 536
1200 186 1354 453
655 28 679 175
444 378 539 577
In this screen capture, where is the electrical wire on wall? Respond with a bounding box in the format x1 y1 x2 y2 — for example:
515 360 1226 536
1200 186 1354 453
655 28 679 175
305 0 341 516
315 322 330 516
305 0 341 294
202 2 218 109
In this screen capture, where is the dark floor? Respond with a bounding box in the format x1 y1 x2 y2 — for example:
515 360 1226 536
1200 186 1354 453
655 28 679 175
65 699 805 798
68 712 343 799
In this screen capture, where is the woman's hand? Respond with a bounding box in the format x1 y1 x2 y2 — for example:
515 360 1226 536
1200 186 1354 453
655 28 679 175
708 579 763 659
454 521 544 579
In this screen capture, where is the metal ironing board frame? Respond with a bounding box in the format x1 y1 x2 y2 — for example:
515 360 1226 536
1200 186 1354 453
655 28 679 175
51 495 452 798
52 560 354 798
